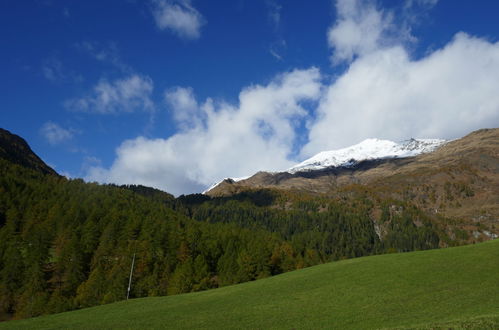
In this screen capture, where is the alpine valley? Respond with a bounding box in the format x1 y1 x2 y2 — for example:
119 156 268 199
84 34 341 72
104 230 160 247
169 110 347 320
0 127 498 325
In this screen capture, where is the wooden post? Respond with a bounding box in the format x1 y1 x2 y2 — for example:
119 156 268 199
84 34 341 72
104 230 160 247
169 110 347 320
127 253 136 300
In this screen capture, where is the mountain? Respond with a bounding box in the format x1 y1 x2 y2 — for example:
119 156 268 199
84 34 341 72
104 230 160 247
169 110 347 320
0 151 313 320
0 127 496 322
287 137 446 173
0 128 58 176
1 127 444 321
207 128 499 240
206 137 446 192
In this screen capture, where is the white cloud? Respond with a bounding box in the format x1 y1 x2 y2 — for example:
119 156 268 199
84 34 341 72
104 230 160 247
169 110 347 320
328 0 393 63
40 122 74 145
87 0 499 196
303 32 499 156
86 68 322 195
151 0 205 40
327 0 421 64
65 74 154 114
164 86 200 128
305 0 499 155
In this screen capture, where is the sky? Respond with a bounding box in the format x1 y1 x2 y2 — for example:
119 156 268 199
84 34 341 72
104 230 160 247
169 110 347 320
1 0 499 196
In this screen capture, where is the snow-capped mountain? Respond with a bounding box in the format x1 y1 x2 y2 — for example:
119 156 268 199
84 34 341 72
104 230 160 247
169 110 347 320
205 138 447 193
205 129 498 207
287 138 447 174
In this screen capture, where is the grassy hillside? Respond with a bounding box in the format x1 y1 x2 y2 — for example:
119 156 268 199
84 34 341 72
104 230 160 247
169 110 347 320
3 239 498 329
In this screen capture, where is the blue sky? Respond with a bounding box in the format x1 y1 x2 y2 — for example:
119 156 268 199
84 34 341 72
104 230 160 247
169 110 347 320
1 0 499 195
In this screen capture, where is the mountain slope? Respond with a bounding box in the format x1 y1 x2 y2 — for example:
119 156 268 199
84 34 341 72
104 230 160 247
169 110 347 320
205 138 446 192
0 128 57 176
0 156 314 320
0 127 496 322
208 128 497 195
2 239 498 329
207 128 499 236
3 128 441 321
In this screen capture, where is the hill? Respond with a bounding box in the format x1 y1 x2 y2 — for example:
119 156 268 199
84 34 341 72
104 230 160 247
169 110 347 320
0 156 302 320
0 128 57 176
0 127 496 322
1 128 445 321
2 239 498 329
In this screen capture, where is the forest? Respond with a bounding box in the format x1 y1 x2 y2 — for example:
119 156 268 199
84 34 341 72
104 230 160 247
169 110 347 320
0 156 449 320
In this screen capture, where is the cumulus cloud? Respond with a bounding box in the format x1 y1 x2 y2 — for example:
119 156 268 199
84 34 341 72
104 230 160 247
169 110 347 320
151 0 205 40
164 86 200 127
328 0 394 63
327 0 423 64
302 0 499 155
87 0 499 195
40 122 74 145
303 33 499 156
86 68 322 195
65 75 154 114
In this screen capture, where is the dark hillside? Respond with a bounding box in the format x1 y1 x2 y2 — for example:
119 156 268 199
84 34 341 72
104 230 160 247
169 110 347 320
0 128 58 176
0 159 300 320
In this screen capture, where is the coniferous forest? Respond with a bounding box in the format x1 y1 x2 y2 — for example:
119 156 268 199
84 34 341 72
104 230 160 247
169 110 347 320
0 152 452 321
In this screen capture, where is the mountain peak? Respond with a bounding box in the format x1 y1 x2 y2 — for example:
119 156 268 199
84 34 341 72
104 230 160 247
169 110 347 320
287 138 447 174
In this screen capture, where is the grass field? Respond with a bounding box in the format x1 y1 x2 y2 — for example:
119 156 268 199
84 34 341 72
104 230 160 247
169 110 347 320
2 239 498 329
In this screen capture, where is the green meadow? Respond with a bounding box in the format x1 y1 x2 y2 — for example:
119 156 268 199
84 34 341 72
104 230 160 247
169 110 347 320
2 239 498 329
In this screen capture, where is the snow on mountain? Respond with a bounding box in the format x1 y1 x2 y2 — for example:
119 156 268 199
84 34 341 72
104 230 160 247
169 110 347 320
203 176 250 194
287 138 447 174
204 138 446 193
